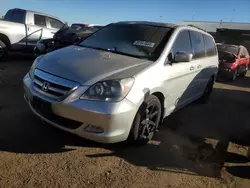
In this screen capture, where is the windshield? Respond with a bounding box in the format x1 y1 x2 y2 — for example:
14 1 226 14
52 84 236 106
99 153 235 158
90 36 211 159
78 24 172 61
217 45 239 55
218 51 236 63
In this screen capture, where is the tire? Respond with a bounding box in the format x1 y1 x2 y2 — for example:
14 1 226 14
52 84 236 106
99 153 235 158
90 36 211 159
230 68 238 81
198 77 214 104
127 95 162 145
239 65 248 77
0 40 8 61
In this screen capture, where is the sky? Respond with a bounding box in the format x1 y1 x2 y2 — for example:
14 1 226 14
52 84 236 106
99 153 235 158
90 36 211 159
0 0 250 25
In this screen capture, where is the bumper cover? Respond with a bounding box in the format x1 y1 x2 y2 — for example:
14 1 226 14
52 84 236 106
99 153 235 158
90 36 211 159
23 74 137 143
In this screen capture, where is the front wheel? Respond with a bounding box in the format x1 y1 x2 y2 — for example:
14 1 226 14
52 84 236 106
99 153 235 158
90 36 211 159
127 95 162 145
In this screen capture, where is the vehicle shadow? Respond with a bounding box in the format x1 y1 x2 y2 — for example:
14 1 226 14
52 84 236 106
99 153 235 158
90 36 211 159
0 63 250 179
216 70 250 89
0 87 249 179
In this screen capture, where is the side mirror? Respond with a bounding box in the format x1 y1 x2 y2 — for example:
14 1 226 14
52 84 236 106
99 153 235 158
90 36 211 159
174 51 193 63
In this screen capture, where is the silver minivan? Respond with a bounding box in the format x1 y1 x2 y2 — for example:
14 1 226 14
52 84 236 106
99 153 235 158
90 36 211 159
23 21 218 144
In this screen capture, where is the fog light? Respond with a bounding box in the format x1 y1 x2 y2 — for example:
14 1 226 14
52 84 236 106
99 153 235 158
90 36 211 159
84 125 104 133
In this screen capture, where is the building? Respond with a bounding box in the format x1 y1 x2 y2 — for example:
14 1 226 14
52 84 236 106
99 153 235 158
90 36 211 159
179 21 250 51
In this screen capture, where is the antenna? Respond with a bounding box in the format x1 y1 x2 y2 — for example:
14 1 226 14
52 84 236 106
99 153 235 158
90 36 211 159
192 12 195 21
230 9 235 22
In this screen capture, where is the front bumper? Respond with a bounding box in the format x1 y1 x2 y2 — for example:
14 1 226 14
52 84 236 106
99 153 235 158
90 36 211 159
23 74 138 143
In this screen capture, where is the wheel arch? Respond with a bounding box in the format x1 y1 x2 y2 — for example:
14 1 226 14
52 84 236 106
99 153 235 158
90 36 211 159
151 92 165 122
0 33 11 47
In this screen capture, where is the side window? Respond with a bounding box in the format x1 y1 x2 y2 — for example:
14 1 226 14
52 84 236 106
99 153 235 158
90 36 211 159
171 30 192 61
190 31 206 59
47 17 63 29
34 14 47 27
204 34 217 57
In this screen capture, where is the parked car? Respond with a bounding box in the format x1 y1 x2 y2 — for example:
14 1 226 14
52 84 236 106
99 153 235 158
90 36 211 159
70 23 89 30
70 23 102 31
23 21 218 144
0 8 65 60
217 44 249 80
33 24 103 56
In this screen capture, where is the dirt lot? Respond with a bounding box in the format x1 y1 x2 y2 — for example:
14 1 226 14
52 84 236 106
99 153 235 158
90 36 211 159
0 54 250 188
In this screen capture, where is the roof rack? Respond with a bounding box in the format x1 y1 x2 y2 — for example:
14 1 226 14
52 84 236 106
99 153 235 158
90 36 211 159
187 24 207 32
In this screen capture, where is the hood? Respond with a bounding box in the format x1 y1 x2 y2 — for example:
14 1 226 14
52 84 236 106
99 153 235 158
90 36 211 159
36 46 151 85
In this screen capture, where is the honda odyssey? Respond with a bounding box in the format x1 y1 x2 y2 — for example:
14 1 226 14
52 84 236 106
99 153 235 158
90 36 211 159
23 21 218 144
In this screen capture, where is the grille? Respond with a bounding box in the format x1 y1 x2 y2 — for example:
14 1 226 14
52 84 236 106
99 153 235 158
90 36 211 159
33 69 79 101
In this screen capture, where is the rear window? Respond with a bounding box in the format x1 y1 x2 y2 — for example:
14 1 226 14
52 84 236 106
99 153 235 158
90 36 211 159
79 24 172 61
34 14 47 27
204 35 217 56
217 45 239 55
4 9 25 24
218 51 236 63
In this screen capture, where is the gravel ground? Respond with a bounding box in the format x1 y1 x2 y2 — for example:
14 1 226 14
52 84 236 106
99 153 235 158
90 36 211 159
0 54 249 188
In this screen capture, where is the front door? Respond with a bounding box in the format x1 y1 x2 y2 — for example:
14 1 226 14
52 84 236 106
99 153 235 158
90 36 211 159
164 30 202 115
26 14 51 50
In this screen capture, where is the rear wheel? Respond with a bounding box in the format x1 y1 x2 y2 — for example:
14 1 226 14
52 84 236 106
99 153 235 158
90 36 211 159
240 65 248 77
127 95 162 145
0 40 8 60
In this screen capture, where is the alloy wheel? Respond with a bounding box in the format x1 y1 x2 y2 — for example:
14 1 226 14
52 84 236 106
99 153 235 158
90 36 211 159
138 103 161 140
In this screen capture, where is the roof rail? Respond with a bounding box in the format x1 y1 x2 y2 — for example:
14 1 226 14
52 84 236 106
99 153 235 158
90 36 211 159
187 24 207 32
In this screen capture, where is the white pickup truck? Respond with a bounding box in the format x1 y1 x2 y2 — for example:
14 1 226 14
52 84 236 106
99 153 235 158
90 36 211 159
0 8 65 60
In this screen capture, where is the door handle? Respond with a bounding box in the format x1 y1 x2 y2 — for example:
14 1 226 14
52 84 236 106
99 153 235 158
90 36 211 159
197 65 202 69
190 66 195 71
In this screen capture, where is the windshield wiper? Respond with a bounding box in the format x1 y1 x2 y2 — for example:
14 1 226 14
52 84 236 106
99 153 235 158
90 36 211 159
76 44 111 52
106 47 148 60
76 44 148 60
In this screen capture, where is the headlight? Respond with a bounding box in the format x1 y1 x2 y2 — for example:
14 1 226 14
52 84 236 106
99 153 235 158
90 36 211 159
29 55 44 79
80 78 134 102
